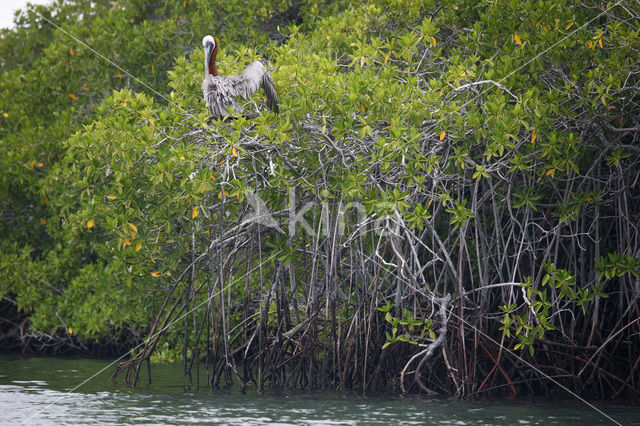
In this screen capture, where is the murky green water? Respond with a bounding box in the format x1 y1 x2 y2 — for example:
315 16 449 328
0 355 637 425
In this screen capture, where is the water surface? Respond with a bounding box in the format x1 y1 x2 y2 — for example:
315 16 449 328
0 355 637 425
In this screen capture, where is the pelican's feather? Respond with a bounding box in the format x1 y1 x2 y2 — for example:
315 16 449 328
202 75 242 117
202 54 279 118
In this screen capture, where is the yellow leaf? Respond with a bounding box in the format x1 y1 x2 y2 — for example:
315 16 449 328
180 155 185 160
68 327 73 335
606 2 610 9
554 18 560 23
150 271 161 277
218 191 223 199
232 147 238 157
69 93 78 101
151 258 156 264
531 130 537 143
384 52 390 65
40 218 47 225
545 168 555 176
460 162 465 170
565 23 573 30
135 241 142 251
2 112 8 118
128 222 138 233
439 131 446 141
30 160 35 168
37 162 44 168
514 34 522 46
598 38 603 48
360 104 365 112
124 238 132 246
192 205 199 218
183 0 186 6
107 194 117 200
587 41 594 49
493 39 497 48
69 47 75 56
430 36 437 48
87 219 95 228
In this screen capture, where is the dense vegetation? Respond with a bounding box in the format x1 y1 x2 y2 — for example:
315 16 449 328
1 0 639 399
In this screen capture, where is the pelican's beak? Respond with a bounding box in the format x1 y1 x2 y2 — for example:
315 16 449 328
204 43 213 76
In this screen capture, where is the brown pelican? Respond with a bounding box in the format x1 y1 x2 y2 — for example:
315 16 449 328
202 35 279 119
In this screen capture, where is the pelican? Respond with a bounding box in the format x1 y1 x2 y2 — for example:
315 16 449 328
201 35 279 119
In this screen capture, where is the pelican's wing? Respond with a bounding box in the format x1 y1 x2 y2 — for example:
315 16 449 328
234 61 279 114
202 75 242 118
234 61 264 99
260 69 279 114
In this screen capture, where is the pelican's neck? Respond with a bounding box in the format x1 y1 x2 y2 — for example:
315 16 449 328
208 43 219 76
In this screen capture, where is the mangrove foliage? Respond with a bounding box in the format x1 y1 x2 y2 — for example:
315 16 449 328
1 0 639 398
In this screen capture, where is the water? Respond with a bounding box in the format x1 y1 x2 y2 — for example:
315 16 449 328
0 355 637 425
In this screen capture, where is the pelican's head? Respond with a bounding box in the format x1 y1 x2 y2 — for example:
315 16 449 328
202 35 216 49
202 35 218 75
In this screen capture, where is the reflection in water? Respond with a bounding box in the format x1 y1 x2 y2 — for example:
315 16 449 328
0 356 637 425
